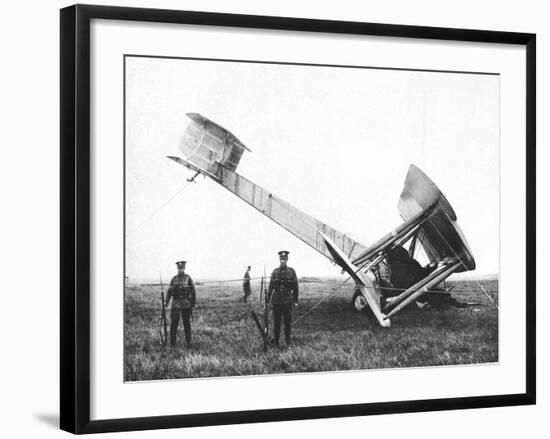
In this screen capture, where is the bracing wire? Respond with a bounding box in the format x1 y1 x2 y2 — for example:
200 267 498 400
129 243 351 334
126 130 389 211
291 275 353 328
428 216 498 308
127 181 193 236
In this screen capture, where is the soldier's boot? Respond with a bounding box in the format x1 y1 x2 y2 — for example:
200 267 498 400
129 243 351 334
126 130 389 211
170 329 177 348
273 312 281 348
284 311 292 347
183 318 192 348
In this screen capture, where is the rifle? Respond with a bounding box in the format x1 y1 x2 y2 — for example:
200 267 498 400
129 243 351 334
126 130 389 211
259 274 264 304
250 273 270 352
263 266 269 345
159 274 168 346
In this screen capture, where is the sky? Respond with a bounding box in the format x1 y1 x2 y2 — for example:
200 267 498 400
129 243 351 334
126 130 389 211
125 56 499 283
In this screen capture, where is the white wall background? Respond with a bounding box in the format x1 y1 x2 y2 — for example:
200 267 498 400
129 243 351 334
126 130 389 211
0 0 546 438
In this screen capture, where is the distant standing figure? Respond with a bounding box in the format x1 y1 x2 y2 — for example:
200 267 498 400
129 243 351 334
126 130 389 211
165 260 196 347
267 251 299 347
243 266 252 302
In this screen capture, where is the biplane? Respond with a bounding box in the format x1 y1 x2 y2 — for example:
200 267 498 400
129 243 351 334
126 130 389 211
168 113 476 327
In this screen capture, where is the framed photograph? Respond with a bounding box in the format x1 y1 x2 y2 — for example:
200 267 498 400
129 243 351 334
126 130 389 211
60 4 536 434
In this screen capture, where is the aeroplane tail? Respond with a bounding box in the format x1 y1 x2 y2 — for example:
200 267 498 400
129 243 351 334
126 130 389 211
178 113 250 180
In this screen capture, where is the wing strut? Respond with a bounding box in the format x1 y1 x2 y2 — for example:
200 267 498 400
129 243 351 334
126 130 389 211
384 261 462 319
320 231 390 327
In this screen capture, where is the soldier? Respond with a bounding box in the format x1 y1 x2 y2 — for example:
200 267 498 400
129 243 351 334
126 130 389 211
165 260 196 347
243 266 251 302
267 250 299 348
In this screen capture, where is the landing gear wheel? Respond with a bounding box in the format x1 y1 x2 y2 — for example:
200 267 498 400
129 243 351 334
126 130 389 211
352 290 368 312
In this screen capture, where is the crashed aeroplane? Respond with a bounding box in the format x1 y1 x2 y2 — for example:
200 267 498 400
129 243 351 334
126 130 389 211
168 113 476 327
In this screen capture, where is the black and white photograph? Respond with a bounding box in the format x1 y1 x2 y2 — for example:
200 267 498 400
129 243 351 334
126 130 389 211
56 2 536 434
0 0 541 436
124 55 499 381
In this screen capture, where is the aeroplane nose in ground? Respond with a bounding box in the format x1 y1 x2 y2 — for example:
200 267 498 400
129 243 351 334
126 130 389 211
168 113 476 327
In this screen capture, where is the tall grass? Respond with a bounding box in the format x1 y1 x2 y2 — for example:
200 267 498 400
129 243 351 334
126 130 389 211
124 279 498 381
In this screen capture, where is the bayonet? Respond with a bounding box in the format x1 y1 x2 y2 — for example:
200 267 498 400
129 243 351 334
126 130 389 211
159 274 168 346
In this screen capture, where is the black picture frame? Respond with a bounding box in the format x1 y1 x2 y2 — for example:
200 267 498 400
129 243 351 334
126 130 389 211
60 4 536 434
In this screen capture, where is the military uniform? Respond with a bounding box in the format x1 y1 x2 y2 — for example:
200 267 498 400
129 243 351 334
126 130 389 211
268 251 299 347
243 267 251 302
166 261 196 347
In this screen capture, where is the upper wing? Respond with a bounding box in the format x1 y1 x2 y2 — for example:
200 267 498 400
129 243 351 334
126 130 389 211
398 164 475 272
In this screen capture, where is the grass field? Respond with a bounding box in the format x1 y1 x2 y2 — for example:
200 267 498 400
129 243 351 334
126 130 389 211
124 279 498 381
